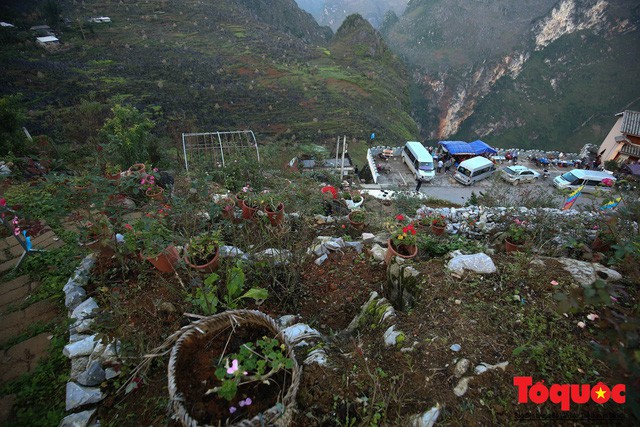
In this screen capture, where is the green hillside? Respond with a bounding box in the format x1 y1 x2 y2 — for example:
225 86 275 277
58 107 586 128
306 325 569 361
0 0 418 160
454 30 640 151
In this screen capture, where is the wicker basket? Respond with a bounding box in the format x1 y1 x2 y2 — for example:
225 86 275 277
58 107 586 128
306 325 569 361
168 310 301 427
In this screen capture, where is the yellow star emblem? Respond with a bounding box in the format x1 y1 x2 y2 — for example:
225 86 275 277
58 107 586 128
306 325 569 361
595 387 607 400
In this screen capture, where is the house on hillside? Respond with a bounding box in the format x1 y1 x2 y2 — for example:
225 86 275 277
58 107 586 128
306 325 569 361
36 36 60 49
598 110 640 165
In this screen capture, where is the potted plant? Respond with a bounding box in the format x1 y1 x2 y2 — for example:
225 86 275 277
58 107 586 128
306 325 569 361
235 185 251 207
218 197 241 223
240 193 260 220
505 219 529 253
263 196 285 227
347 209 366 230
343 191 364 210
385 218 418 264
429 214 447 236
127 163 146 175
184 230 222 273
125 216 179 272
105 163 122 180
168 310 300 426
141 169 164 200
78 214 115 259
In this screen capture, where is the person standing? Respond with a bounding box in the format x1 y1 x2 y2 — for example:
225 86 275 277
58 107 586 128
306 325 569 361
437 159 443 173
415 177 423 192
444 158 452 173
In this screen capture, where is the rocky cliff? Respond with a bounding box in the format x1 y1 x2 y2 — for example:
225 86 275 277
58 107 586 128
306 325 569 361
294 0 409 31
385 0 640 150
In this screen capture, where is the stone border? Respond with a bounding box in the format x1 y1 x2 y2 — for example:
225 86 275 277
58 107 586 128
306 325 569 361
60 254 120 427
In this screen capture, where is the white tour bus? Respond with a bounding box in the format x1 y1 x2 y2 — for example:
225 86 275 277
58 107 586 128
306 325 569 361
402 141 435 182
553 169 616 193
454 156 496 185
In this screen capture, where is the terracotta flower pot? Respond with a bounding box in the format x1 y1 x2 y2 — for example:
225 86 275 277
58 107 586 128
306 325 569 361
235 192 247 207
128 163 146 175
241 199 258 220
183 244 220 273
385 239 418 265
431 224 446 236
505 239 524 253
146 186 164 200
145 245 180 272
106 171 121 180
347 212 365 230
265 203 285 226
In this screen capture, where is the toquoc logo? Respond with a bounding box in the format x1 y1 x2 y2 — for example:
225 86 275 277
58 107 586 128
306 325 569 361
514 377 626 411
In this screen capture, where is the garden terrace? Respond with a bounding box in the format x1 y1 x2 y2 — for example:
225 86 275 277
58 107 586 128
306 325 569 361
0 160 637 426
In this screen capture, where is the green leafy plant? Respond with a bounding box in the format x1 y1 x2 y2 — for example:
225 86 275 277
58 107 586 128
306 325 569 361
427 214 446 227
188 262 268 315
349 209 366 223
124 214 174 257
187 230 222 265
391 222 417 247
209 336 294 402
506 219 529 245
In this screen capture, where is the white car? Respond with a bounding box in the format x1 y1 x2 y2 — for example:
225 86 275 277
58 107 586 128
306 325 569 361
501 166 540 184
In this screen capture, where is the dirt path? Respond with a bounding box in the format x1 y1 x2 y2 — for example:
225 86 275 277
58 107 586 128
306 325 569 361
0 231 64 424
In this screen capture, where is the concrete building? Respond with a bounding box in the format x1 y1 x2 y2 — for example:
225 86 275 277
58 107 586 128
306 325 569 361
597 110 640 165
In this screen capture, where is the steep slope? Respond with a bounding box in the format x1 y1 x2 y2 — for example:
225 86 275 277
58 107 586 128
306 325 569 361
384 0 640 150
0 0 417 148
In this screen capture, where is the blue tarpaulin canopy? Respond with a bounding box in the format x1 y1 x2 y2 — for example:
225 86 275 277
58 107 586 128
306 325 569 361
438 140 497 155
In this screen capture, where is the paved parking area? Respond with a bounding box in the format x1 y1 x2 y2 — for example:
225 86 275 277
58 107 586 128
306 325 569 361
366 155 599 209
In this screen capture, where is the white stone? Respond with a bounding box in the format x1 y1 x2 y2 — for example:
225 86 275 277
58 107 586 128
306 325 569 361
59 408 97 427
282 323 322 346
70 298 98 322
361 232 375 242
65 382 104 411
454 358 470 377
314 254 328 266
453 376 472 397
64 335 99 358
370 244 386 262
409 404 441 427
447 253 496 275
304 348 328 366
383 325 403 347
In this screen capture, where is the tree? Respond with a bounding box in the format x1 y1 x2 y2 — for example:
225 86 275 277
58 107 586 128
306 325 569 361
101 105 155 167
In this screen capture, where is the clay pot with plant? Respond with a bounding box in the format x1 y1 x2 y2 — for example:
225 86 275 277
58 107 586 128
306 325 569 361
263 197 285 227
78 214 116 259
385 217 418 264
429 215 447 236
105 163 122 180
184 230 222 273
124 216 179 272
505 219 529 253
347 209 366 230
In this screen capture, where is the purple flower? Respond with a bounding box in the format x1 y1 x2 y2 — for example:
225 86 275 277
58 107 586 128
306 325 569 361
229 406 237 414
239 398 252 407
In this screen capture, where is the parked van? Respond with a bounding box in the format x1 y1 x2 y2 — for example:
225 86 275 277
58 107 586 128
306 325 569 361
553 169 616 193
454 156 496 185
402 141 435 182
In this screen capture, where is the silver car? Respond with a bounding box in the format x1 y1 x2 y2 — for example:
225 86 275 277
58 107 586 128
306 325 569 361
501 166 540 184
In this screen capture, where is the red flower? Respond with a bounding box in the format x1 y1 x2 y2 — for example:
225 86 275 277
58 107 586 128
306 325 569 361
124 223 133 231
395 214 404 221
0 198 6 207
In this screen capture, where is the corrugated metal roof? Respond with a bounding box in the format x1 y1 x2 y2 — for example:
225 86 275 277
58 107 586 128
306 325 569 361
621 110 640 137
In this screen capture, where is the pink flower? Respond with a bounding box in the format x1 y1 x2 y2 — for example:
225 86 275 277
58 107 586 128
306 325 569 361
550 280 559 286
226 359 239 375
13 227 20 236
141 179 147 185
229 406 237 414
587 313 599 321
153 168 159 172
577 321 586 329
602 178 614 187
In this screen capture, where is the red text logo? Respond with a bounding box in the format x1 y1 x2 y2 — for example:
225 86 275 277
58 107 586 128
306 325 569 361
514 376 626 411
